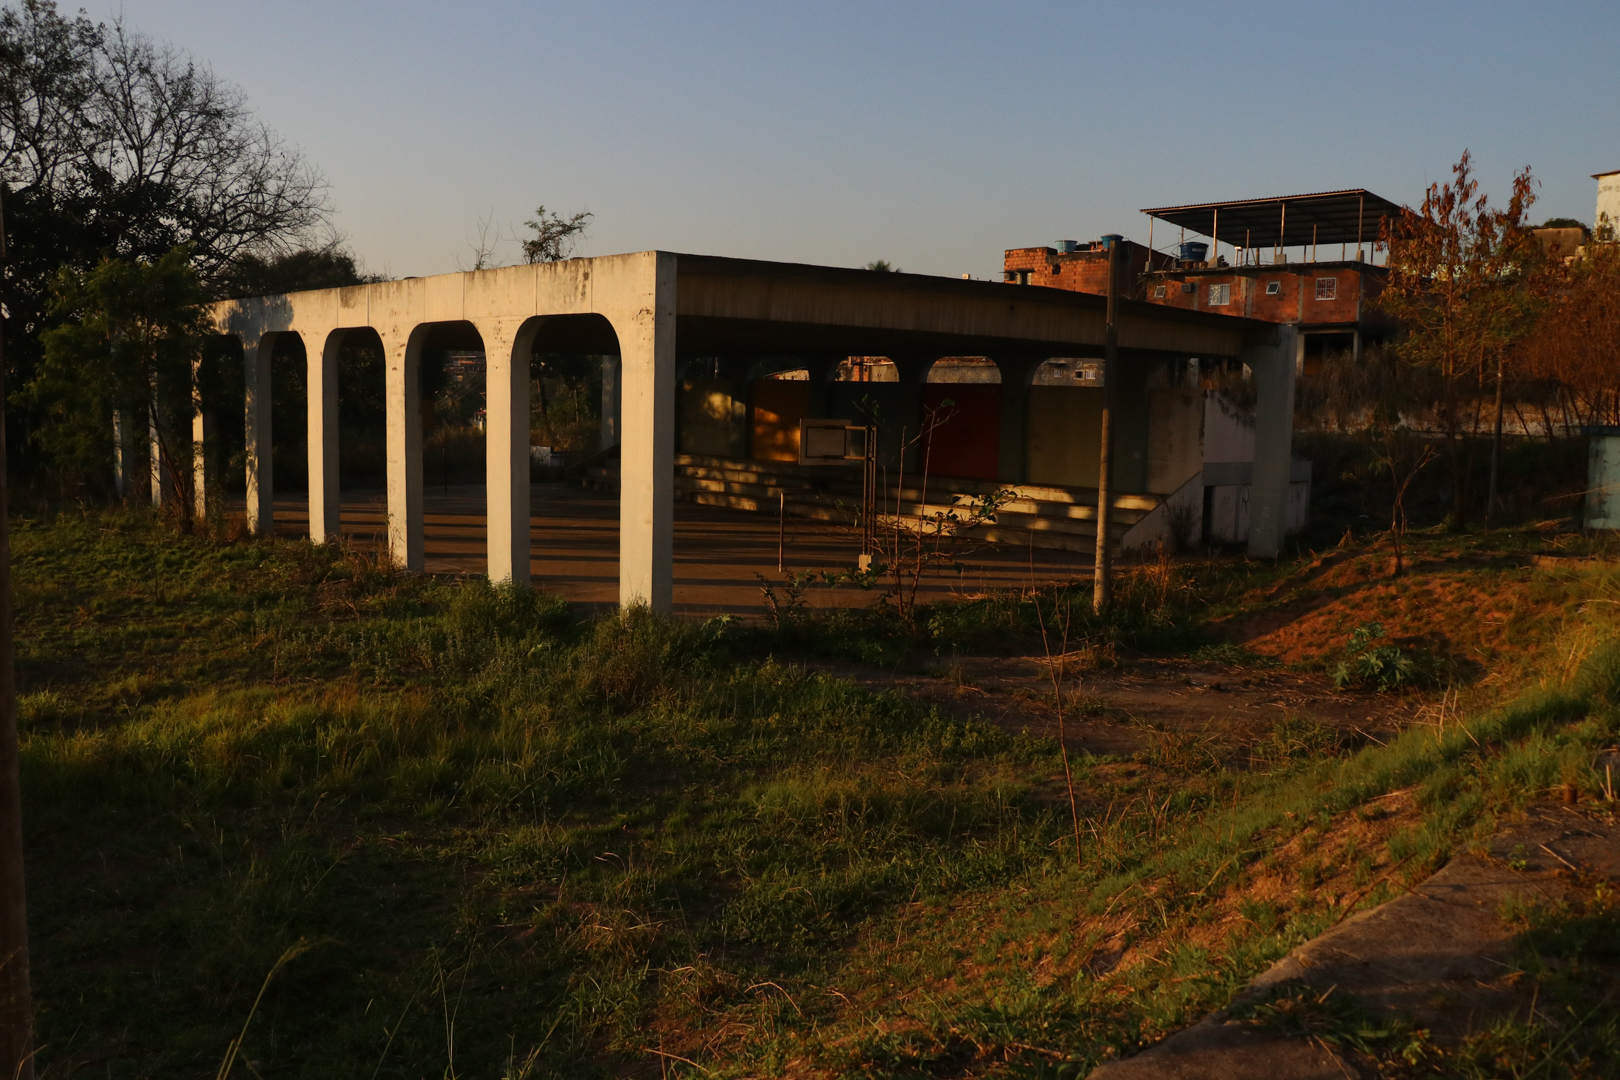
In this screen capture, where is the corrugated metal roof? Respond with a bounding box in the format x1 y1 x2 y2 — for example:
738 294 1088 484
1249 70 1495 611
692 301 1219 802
1140 189 1403 249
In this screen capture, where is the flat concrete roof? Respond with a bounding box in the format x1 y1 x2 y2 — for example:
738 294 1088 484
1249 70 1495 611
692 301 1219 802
219 251 1275 361
669 253 1270 359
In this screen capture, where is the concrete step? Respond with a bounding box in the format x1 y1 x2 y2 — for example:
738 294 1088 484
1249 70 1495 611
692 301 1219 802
583 456 1159 554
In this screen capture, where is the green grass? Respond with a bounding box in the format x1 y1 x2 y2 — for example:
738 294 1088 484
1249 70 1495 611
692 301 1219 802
13 508 1620 1077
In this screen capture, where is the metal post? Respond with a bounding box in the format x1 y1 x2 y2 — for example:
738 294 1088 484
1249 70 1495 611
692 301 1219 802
777 491 785 572
0 190 35 1080
1093 238 1121 613
1357 194 1365 261
1211 208 1219 264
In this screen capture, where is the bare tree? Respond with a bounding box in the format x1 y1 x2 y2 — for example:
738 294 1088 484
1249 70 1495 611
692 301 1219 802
0 0 98 196
458 207 501 272
82 19 329 280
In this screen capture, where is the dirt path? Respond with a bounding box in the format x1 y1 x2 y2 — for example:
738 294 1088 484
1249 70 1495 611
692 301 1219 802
807 654 1418 762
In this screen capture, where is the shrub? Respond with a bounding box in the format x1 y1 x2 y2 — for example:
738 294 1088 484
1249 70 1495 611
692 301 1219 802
1330 622 1439 692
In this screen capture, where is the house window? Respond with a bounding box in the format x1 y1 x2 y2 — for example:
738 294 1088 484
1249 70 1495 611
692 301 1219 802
1265 280 1281 296
1153 285 1166 299
1314 277 1338 300
1208 283 1231 306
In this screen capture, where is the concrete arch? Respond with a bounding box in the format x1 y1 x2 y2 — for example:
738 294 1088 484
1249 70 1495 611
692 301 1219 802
301 326 388 546
529 313 623 454
384 319 493 572
223 328 305 536
924 356 1002 384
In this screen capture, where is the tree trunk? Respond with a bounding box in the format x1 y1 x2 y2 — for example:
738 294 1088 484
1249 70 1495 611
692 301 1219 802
1486 353 1506 527
0 193 36 1079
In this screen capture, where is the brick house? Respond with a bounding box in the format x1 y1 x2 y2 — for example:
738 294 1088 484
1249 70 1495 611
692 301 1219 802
1006 189 1404 367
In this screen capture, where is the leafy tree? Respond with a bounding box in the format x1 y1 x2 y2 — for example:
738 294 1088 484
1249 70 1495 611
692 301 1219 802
521 205 591 263
1373 150 1547 526
29 248 209 515
1539 216 1590 237
217 244 378 299
1521 239 1620 430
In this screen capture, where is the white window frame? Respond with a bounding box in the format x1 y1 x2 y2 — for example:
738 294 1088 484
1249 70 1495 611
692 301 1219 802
1208 283 1231 307
1265 280 1281 296
1314 277 1338 301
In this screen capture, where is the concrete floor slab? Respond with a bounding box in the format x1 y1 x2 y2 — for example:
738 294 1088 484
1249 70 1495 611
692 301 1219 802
261 482 1092 617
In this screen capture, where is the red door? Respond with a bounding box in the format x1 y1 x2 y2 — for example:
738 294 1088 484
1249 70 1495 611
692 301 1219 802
921 385 1001 481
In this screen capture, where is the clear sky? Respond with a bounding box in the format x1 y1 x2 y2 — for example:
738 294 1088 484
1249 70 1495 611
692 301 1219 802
85 1 1620 280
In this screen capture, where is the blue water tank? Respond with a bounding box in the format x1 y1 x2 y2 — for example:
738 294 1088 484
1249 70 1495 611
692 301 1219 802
1178 241 1209 262
1100 233 1124 249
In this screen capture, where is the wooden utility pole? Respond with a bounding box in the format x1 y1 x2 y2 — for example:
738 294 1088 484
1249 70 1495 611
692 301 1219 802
0 191 34 1080
1093 237 1121 613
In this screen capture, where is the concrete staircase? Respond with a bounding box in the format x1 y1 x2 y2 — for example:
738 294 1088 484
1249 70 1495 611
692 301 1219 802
576 452 1162 553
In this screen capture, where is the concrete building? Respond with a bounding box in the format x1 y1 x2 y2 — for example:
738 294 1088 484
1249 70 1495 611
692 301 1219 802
207 251 1303 612
1596 169 1620 239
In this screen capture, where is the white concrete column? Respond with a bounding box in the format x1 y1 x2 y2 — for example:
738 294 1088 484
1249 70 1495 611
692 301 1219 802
607 253 678 611
304 329 341 545
1246 323 1299 559
191 393 210 523
384 328 424 571
113 410 135 499
997 357 1037 484
243 335 274 535
148 403 169 508
475 317 534 585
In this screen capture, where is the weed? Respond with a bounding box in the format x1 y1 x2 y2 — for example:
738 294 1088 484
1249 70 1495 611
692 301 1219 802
1191 641 1275 666
1253 715 1342 768
1330 621 1441 692
15 508 1620 1077
1229 982 1427 1062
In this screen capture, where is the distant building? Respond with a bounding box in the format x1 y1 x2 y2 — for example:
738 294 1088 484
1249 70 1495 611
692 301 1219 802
1005 189 1403 366
1533 227 1586 264
1003 237 1171 291
1595 169 1620 238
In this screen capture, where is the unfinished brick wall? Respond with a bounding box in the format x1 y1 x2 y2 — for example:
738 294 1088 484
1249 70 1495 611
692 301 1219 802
1006 243 1387 329
1002 241 1162 293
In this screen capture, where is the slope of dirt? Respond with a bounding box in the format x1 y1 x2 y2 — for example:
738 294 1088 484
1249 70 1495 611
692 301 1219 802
1215 547 1580 673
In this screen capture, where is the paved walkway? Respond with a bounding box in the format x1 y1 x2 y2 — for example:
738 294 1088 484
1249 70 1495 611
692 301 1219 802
266 483 1092 617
